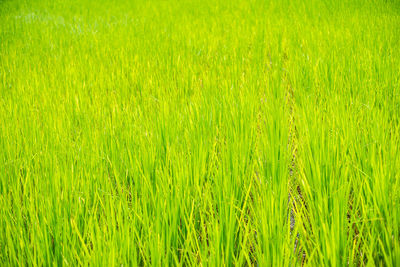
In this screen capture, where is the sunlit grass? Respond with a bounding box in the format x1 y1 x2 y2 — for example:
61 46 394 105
1 0 399 265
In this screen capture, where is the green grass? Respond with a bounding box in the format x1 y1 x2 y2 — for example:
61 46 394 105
1 0 399 265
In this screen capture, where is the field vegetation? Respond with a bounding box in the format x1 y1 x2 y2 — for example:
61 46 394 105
1 0 400 265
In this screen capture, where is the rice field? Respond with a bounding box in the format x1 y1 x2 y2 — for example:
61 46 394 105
1 0 400 265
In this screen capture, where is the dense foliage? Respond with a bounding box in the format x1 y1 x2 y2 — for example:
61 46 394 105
1 0 399 265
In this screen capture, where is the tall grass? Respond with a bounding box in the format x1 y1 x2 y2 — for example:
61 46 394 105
1 0 399 265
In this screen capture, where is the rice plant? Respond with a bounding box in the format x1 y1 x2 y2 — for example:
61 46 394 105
1 0 399 265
